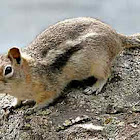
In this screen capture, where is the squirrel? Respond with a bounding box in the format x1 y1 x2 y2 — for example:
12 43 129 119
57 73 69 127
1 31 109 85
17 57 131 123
0 17 140 114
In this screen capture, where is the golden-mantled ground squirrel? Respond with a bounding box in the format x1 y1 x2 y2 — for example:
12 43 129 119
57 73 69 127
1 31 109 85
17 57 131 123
0 17 140 113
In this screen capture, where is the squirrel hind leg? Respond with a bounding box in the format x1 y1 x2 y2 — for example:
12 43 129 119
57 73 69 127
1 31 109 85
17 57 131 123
83 78 108 95
84 63 111 95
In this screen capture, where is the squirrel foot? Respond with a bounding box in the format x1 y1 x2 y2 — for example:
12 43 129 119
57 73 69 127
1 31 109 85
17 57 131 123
3 99 35 111
84 86 101 95
24 102 49 115
22 100 36 106
83 79 107 95
2 99 36 118
24 103 45 115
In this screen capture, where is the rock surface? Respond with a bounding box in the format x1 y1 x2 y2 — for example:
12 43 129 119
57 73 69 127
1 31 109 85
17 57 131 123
0 48 140 140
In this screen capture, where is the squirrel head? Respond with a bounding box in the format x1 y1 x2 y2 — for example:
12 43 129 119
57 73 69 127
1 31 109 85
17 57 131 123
0 47 31 93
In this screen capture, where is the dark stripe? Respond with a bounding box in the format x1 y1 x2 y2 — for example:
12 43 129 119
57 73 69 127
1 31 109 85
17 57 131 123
49 44 82 72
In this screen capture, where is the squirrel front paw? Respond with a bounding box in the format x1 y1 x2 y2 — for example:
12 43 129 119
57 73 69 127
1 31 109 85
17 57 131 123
24 103 48 115
24 104 40 115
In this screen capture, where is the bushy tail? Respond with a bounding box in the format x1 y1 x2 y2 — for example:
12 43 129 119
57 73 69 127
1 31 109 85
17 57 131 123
119 33 140 49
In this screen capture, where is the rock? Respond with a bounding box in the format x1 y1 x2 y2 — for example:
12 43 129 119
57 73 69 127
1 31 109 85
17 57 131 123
0 48 140 139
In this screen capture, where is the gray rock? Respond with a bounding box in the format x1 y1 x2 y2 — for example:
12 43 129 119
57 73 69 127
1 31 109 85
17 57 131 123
0 48 140 140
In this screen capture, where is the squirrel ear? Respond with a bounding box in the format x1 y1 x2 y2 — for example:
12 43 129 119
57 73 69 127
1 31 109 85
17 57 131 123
8 47 21 64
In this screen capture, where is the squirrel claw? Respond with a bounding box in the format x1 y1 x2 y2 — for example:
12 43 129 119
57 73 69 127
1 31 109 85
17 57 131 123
83 87 97 95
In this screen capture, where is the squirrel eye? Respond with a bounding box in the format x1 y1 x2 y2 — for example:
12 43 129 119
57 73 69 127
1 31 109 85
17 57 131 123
5 66 12 75
4 65 13 78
